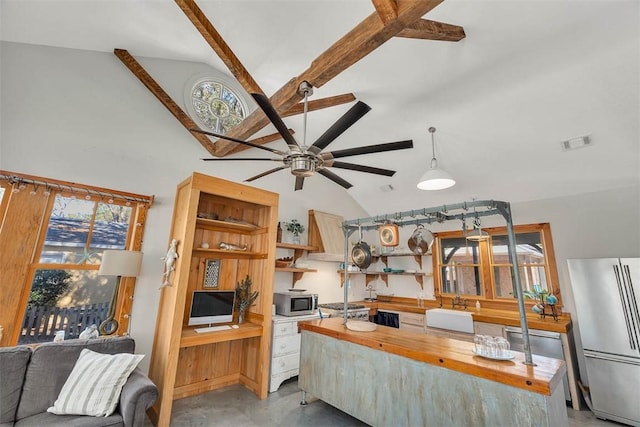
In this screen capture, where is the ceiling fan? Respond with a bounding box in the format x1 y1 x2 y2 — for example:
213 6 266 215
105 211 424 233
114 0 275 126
191 81 413 191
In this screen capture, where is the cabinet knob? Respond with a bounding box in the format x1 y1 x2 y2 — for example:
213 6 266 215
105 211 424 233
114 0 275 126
280 344 286 349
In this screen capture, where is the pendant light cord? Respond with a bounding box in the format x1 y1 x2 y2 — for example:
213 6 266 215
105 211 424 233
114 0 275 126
429 126 437 168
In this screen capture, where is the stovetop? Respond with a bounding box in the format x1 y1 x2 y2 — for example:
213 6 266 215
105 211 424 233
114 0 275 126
318 302 366 311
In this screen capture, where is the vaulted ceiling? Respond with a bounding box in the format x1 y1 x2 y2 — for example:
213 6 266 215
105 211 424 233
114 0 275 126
2 0 638 215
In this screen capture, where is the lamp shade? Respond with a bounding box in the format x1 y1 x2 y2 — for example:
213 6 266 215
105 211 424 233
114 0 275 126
417 167 456 191
465 228 489 241
98 250 143 277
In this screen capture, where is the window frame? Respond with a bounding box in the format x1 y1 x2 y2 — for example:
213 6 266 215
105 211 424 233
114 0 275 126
0 171 152 346
432 223 562 310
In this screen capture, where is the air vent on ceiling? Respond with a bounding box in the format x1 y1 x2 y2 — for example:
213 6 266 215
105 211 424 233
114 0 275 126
561 135 592 151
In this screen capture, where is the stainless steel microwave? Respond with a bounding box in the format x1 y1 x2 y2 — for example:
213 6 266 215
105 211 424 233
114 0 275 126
274 292 318 316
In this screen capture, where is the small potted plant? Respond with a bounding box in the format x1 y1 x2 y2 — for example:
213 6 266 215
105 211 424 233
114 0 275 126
235 275 259 324
284 219 305 244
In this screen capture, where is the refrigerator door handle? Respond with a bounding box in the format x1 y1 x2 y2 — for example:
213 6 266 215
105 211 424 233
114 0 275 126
622 264 640 347
614 264 638 350
584 349 640 366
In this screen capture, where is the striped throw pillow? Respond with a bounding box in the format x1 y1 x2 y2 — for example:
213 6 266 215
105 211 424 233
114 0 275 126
47 348 144 417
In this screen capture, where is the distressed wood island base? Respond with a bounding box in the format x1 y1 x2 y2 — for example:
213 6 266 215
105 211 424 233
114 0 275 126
298 318 568 427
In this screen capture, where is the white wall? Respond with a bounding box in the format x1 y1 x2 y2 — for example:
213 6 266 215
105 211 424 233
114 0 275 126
0 42 367 371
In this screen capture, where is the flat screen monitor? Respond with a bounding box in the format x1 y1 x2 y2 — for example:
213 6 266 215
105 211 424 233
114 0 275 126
188 290 236 326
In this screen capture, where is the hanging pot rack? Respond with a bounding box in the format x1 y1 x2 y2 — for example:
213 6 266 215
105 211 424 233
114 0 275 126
340 199 536 366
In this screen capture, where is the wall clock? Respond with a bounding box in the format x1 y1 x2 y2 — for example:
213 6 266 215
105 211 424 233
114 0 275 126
379 224 399 247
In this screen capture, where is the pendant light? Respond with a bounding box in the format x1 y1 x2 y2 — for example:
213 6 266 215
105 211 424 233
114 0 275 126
466 215 489 242
417 127 455 190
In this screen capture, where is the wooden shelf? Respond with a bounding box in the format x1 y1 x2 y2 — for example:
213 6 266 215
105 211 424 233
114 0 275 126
196 217 267 234
339 270 432 289
192 248 268 259
339 270 432 277
377 253 428 270
276 241 318 287
180 322 264 348
276 267 317 273
148 173 278 426
276 242 318 251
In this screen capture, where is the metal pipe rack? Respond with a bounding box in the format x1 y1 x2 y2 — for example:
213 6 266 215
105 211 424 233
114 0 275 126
340 199 535 366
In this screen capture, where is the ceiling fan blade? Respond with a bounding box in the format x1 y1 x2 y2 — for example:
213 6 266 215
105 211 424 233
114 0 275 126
317 169 353 189
201 158 282 161
307 101 371 154
190 128 286 155
245 166 288 182
327 161 396 177
294 177 305 191
251 93 301 151
324 140 413 159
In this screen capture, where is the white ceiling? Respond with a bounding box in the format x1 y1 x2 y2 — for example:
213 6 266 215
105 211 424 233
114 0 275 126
2 0 639 215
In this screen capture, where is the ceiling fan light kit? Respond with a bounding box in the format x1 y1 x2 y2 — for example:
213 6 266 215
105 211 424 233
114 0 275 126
417 127 455 191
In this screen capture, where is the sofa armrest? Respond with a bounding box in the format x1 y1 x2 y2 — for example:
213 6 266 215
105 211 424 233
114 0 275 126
118 368 158 427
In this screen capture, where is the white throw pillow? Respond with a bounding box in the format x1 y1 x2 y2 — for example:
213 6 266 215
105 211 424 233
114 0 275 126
47 348 144 417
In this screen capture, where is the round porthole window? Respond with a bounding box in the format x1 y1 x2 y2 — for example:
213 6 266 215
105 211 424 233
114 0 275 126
185 76 249 135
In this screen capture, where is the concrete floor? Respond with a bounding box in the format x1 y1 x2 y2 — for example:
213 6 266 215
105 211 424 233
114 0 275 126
146 378 621 427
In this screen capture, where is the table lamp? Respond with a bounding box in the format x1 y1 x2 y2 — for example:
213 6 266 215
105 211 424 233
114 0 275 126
98 250 143 335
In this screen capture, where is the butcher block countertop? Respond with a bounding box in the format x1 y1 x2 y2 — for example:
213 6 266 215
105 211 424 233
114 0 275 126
359 300 572 333
298 317 566 396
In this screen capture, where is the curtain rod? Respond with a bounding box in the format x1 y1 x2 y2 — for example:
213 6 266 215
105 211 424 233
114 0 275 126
0 171 154 205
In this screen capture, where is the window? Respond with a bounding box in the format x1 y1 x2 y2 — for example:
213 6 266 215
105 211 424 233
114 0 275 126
433 223 561 307
21 194 136 343
188 79 247 134
0 172 152 346
40 195 132 264
439 237 483 296
491 232 549 298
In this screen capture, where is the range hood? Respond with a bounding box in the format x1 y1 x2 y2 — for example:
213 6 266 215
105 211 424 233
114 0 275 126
306 210 345 262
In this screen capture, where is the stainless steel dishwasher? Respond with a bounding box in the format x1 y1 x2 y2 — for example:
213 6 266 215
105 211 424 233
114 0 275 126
505 326 571 403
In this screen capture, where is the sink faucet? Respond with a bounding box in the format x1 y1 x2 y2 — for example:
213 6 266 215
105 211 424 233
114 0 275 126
451 294 468 310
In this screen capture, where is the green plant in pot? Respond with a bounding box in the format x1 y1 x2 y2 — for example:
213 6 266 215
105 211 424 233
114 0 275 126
235 275 259 324
284 219 305 244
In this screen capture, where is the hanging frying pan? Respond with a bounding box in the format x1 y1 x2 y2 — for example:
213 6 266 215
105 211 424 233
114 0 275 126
351 225 372 269
408 224 434 255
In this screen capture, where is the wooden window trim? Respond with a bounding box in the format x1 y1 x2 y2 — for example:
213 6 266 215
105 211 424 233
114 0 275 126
432 223 562 312
0 172 152 346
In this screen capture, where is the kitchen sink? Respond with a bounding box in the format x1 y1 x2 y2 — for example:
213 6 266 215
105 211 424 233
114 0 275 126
425 308 474 333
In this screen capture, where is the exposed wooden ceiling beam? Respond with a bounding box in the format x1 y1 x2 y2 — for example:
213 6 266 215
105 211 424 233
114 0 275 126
113 48 217 156
281 93 356 118
372 0 398 25
174 0 264 95
214 0 454 156
396 18 466 41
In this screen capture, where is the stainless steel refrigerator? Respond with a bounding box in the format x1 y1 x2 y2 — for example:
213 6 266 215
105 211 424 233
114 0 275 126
568 258 640 426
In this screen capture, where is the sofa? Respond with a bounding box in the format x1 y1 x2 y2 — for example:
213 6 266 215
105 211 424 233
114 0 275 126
0 336 158 427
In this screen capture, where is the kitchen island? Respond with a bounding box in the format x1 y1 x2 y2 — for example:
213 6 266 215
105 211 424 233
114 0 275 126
298 317 568 427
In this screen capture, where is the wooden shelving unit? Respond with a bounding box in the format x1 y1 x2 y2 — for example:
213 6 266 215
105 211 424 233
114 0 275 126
339 252 433 289
147 173 278 427
275 242 318 286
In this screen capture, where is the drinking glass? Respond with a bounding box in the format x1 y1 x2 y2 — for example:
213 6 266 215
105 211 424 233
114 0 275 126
474 334 485 354
484 337 497 357
496 337 510 358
